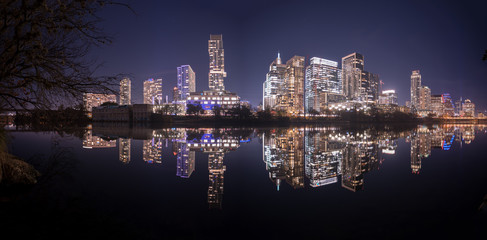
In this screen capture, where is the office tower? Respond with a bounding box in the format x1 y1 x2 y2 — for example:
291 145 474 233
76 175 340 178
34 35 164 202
430 95 444 116
172 86 179 103
305 57 341 113
143 78 163 105
208 34 226 91
119 138 131 164
284 56 305 115
120 77 131 105
342 53 364 100
177 65 195 101
410 70 421 110
378 90 398 105
462 99 475 117
442 93 455 116
83 93 117 112
263 52 286 111
418 86 431 113
365 72 380 102
455 97 463 115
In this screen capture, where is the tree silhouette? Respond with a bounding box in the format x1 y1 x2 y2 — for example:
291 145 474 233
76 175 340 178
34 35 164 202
0 0 131 110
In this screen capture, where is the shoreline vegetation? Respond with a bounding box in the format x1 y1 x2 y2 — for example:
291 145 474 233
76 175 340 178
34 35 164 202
9 108 487 130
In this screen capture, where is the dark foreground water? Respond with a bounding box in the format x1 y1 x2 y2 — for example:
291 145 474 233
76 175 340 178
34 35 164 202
1 124 487 239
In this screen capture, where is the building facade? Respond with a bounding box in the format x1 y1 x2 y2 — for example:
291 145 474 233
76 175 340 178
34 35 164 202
410 70 421 110
305 57 342 113
378 90 398 105
83 93 117 112
263 52 286 111
284 56 305 115
120 77 131 105
208 34 226 91
462 99 475 117
430 94 444 116
177 65 195 102
143 78 163 105
342 53 364 101
418 86 431 116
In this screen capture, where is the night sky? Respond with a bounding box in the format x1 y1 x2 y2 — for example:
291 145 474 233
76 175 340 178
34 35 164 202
93 0 487 110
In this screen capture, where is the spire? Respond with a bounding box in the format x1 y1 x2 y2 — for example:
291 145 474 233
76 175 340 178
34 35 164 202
276 51 281 64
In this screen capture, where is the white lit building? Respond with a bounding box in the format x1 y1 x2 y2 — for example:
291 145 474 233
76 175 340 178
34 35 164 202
120 77 131 105
305 57 342 113
177 65 195 102
83 93 117 112
143 78 163 105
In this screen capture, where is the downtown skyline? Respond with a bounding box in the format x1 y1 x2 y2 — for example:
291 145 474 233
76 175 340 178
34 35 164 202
91 0 487 110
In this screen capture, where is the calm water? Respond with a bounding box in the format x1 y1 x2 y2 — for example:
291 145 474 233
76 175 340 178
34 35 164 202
2 125 487 239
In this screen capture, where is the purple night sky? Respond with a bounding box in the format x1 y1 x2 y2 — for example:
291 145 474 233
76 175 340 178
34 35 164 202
91 0 487 111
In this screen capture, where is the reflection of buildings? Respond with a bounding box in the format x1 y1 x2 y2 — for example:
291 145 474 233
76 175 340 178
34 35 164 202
82 130 116 148
185 129 243 209
176 143 195 178
119 138 131 164
143 137 163 164
263 128 380 192
263 128 305 190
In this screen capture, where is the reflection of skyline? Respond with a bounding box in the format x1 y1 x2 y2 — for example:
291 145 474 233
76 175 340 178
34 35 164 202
87 125 486 208
82 130 116 149
262 125 486 192
119 138 131 164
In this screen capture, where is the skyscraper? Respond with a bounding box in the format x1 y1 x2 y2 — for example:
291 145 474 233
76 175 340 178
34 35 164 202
410 70 421 110
342 53 364 100
120 77 131 105
285 56 305 115
143 78 163 105
418 85 431 114
177 65 195 102
305 57 341 113
208 34 226 91
263 52 286 110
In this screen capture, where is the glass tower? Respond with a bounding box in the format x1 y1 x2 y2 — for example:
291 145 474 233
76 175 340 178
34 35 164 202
208 34 226 91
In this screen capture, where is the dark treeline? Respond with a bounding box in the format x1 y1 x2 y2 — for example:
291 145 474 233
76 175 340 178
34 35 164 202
14 107 89 139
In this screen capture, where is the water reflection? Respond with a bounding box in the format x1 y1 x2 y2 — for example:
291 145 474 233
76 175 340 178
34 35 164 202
83 124 487 209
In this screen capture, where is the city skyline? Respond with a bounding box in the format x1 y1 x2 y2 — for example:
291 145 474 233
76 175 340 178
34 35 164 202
92 0 487 111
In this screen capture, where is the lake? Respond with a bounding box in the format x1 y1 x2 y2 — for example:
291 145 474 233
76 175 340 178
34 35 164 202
2 124 486 239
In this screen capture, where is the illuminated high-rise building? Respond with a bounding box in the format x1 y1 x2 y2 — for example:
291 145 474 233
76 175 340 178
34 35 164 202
410 70 421 110
363 72 380 102
208 34 226 91
430 94 444 116
83 93 117 113
177 65 195 102
305 57 341 113
119 77 131 105
284 56 305 115
442 93 455 116
143 78 163 105
378 90 398 105
462 99 475 117
418 86 431 115
263 52 286 111
342 53 364 100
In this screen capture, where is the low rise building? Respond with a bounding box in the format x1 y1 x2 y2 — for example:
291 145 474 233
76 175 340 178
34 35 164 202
92 105 131 122
186 90 240 114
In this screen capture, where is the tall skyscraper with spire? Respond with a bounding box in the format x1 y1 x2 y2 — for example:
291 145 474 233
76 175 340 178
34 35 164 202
208 34 226 91
263 52 286 110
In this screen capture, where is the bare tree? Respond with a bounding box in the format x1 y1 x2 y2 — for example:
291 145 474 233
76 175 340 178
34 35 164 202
0 0 130 110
